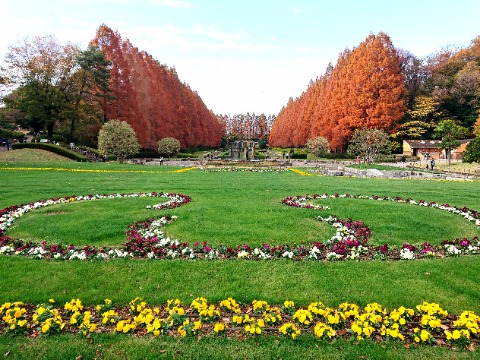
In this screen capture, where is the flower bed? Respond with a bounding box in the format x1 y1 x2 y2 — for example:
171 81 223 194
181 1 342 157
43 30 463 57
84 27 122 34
201 167 288 173
0 297 478 348
0 192 479 261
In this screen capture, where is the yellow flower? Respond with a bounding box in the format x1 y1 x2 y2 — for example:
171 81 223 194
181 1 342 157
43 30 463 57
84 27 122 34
232 315 243 325
41 324 50 333
17 320 27 327
420 329 431 342
116 321 124 332
351 322 362 336
178 326 186 337
213 323 226 333
37 307 46 316
363 325 375 338
314 322 336 339
293 309 313 325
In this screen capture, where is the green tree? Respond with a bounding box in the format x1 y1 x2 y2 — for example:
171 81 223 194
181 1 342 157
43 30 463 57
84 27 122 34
157 137 180 158
98 120 139 163
63 45 112 143
305 136 330 159
347 128 390 164
1 35 80 139
462 138 480 163
433 119 469 165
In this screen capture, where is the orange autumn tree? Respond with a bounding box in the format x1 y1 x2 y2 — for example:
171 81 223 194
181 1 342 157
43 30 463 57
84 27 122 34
91 24 222 149
270 32 405 151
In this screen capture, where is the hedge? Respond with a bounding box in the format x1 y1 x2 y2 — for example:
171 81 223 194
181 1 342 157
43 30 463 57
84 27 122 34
11 143 88 162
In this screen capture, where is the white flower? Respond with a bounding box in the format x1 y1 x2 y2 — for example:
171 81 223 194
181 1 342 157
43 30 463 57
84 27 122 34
466 245 479 254
252 248 270 259
282 251 294 259
326 252 343 261
400 248 415 260
167 250 178 258
445 244 461 256
206 250 218 259
0 245 15 254
114 249 129 257
69 251 87 260
237 250 249 258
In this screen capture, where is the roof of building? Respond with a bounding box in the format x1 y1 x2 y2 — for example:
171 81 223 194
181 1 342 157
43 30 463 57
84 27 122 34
403 139 471 149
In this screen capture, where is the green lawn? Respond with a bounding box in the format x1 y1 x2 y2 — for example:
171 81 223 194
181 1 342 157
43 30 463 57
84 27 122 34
1 159 480 358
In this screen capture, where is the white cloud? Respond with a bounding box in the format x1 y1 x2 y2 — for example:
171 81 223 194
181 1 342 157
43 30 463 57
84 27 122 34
191 25 245 42
149 0 194 8
130 23 280 54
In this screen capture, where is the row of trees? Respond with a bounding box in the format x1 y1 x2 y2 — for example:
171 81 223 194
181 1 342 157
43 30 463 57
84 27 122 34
269 32 480 154
216 113 276 142
269 32 405 150
91 25 223 149
0 25 224 150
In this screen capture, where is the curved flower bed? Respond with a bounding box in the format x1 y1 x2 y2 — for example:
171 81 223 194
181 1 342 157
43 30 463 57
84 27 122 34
1 297 478 348
0 192 191 260
201 167 288 173
289 168 314 176
0 167 197 174
0 192 479 261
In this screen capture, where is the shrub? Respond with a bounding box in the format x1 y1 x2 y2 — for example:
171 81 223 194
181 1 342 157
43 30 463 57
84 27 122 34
0 128 25 141
158 137 181 158
305 136 330 159
176 153 196 159
98 120 140 163
289 153 307 159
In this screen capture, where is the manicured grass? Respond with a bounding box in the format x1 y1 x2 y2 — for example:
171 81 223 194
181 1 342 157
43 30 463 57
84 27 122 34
1 256 479 313
1 159 480 358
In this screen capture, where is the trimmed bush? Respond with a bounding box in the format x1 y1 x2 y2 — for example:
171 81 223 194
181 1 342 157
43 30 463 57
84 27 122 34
289 153 307 159
176 153 197 159
0 128 25 141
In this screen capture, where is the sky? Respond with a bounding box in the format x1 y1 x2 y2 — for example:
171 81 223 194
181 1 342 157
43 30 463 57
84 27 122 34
1 0 479 115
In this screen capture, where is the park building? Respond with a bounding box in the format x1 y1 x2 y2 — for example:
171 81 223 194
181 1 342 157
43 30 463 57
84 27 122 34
402 139 472 160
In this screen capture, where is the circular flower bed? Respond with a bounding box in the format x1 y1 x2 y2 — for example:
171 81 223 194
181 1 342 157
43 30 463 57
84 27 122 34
1 297 479 348
0 192 479 261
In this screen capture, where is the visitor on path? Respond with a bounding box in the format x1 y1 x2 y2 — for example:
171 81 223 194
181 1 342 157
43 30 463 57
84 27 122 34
430 159 435 171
